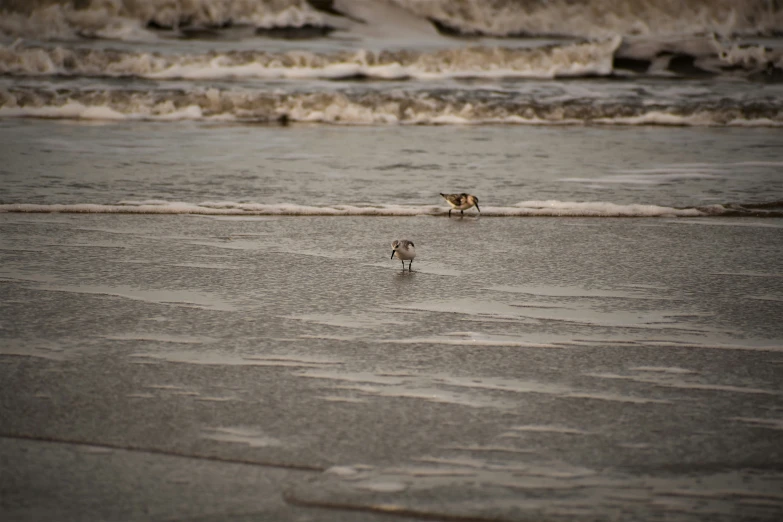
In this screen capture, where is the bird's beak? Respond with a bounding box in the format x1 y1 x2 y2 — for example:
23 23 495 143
390 250 395 259
475 202 480 212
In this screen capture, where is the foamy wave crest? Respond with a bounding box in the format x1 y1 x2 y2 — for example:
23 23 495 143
0 39 621 80
2 86 781 126
0 1 326 41
2 1 781 41
2 200 782 217
393 0 783 38
614 34 783 79
0 4 153 42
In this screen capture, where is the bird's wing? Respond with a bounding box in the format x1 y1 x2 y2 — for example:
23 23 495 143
441 193 460 205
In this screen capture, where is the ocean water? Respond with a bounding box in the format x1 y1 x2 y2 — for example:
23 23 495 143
1 1 783 521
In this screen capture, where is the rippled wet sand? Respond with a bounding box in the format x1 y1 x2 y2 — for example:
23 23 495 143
1 213 781 520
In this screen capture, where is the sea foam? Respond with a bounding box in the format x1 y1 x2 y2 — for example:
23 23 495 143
2 86 780 126
2 0 781 41
0 39 621 81
0 200 769 217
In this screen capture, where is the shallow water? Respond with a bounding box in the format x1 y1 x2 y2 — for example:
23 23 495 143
1 120 782 212
1 209 782 521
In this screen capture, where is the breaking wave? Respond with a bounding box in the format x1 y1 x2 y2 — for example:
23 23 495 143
0 0 781 41
2 36 780 81
2 200 782 217
0 0 326 41
394 0 783 39
0 38 622 80
2 86 781 126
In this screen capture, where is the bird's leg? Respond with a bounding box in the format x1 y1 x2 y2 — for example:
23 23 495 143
448 209 452 218
409 260 413 270
401 260 405 269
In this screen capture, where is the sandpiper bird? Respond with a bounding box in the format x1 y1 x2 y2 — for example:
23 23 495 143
390 240 415 270
440 193 480 217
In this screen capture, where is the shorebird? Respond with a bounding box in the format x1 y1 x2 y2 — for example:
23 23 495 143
440 193 480 217
390 239 415 270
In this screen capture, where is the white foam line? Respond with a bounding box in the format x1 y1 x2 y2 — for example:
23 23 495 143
0 38 620 81
486 285 662 299
414 456 597 479
629 366 697 374
710 272 783 278
4 104 780 127
103 334 217 344
508 425 590 435
244 355 342 365
201 427 281 448
146 62 612 82
443 445 534 454
0 102 204 121
637 341 783 353
0 202 707 217
730 417 783 430
0 272 239 312
169 263 241 270
743 295 783 302
131 352 339 368
666 161 783 169
659 488 783 501
296 371 408 386
380 337 563 349
587 372 780 395
562 392 670 404
675 220 783 229
317 395 368 404
334 384 498 409
0 348 66 361
399 469 478 478
595 112 783 127
283 313 405 329
299 334 359 342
